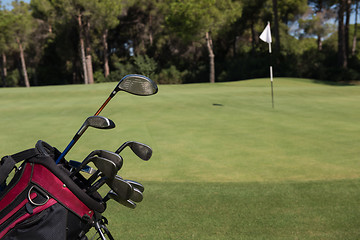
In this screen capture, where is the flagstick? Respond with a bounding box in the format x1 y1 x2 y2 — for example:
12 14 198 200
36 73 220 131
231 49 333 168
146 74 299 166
270 66 274 109
268 42 274 109
260 22 275 109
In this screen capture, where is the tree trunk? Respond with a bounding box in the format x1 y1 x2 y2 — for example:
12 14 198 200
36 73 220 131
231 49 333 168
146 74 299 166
251 21 256 53
86 54 94 84
345 0 351 59
72 55 78 84
316 1 323 51
78 14 88 84
85 21 94 84
1 52 7 87
205 32 215 83
352 0 358 56
48 24 52 34
338 0 347 68
272 0 280 52
317 34 323 51
149 15 153 46
102 29 110 78
17 37 30 88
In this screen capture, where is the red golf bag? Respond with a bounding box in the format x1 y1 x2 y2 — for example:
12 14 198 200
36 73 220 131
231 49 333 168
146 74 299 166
0 141 106 240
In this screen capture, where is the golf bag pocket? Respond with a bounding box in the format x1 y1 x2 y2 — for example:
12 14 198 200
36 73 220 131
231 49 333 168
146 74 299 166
0 141 105 240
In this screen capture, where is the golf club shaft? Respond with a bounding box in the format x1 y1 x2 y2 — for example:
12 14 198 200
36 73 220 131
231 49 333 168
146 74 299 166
94 221 107 240
94 96 112 116
55 127 86 163
58 96 113 163
56 117 114 164
56 139 75 163
87 177 106 194
56 122 88 163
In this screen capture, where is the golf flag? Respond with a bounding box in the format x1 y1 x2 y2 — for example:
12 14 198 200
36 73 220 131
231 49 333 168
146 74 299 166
260 22 275 108
260 22 272 44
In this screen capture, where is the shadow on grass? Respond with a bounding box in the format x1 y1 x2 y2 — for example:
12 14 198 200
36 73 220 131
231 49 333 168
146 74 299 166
312 79 360 86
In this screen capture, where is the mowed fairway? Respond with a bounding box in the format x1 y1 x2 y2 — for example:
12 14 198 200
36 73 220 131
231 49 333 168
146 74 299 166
0 78 360 239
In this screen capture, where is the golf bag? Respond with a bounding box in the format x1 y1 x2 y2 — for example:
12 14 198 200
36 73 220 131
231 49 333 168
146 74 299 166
0 140 106 240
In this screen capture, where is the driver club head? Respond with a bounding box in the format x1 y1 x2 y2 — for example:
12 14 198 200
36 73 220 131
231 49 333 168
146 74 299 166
115 74 158 96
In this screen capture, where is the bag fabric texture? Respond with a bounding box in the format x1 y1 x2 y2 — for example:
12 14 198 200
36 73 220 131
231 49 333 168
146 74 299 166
0 141 105 240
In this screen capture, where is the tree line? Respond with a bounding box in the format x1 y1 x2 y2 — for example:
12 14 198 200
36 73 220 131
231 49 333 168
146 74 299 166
0 0 359 87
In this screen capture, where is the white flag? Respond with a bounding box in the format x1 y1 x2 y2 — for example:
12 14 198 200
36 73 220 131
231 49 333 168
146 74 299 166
260 23 272 43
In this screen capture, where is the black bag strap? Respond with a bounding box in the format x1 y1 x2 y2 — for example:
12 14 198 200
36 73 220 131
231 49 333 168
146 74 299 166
0 148 39 185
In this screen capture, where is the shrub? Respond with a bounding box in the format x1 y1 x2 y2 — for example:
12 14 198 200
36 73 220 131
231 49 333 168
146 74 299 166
154 65 186 84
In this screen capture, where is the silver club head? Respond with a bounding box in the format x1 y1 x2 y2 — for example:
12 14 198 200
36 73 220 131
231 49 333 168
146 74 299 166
115 74 158 96
106 176 133 200
78 116 115 136
124 179 144 193
116 141 152 161
130 188 143 203
106 190 136 209
92 156 118 179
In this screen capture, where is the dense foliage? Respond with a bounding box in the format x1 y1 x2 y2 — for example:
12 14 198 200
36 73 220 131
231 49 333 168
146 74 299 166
0 0 359 87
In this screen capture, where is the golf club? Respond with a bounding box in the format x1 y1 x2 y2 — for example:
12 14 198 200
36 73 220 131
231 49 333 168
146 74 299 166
103 190 136 209
56 116 115 164
92 156 119 179
85 151 124 189
68 160 96 174
86 156 124 193
92 212 115 240
115 175 145 193
70 150 122 178
85 156 122 194
94 74 158 116
115 141 153 161
106 175 133 200
130 188 143 203
124 179 145 193
87 174 135 199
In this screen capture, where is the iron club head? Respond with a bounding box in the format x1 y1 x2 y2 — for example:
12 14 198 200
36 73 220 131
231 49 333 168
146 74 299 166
106 176 133 201
104 190 136 209
124 179 145 193
70 150 122 179
130 188 143 203
115 141 152 161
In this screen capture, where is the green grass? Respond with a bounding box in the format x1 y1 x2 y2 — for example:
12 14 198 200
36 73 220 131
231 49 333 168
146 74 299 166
1 78 360 239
